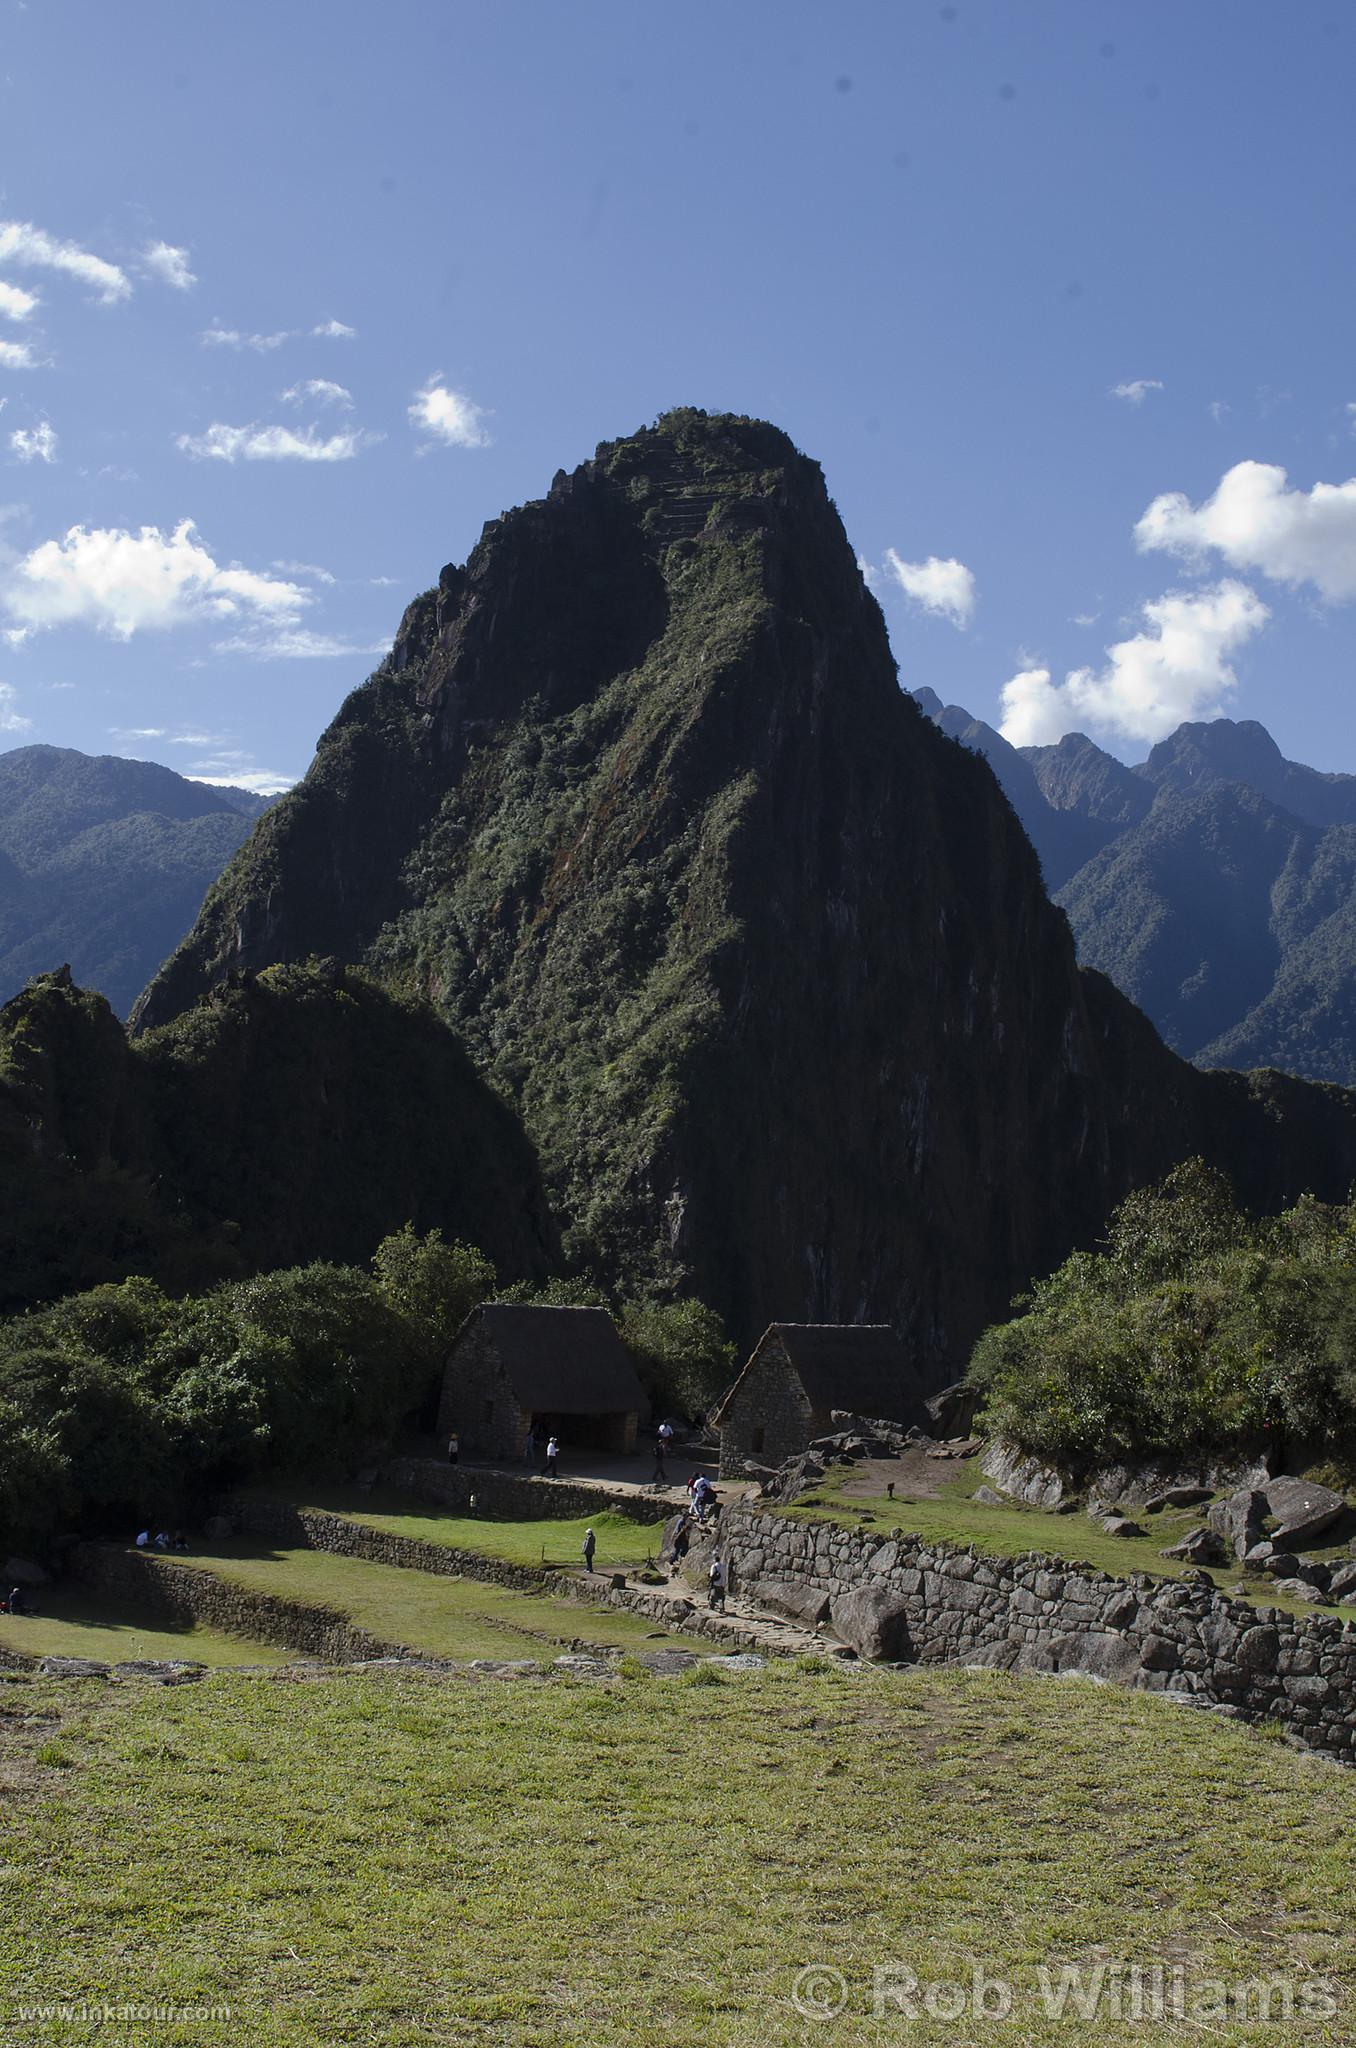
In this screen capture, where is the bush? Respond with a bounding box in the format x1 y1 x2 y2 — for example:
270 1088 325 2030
968 1160 1356 1470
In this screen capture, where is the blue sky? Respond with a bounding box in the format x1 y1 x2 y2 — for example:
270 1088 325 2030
0 0 1354 790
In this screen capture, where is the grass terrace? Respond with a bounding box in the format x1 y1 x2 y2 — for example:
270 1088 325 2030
0 1584 291 1670
144 1540 672 1662
274 1482 668 1572
786 1460 1356 1624
2 1661 1354 2045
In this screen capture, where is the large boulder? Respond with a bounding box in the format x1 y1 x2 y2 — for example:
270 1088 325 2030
1159 1528 1226 1566
1207 1488 1268 1560
829 1585 913 1662
752 1578 831 1627
1259 1476 1346 1549
981 1440 1065 1508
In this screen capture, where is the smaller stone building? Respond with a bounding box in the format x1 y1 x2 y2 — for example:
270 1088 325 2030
713 1323 923 1478
437 1303 648 1463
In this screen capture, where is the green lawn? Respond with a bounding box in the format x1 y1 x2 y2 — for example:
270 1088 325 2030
157 1541 672 1660
790 1462 1356 1623
281 1483 668 1572
2 1662 1353 2045
0 1585 291 1669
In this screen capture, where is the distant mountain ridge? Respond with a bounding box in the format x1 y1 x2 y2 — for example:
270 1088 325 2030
911 695 1356 1086
0 745 272 1018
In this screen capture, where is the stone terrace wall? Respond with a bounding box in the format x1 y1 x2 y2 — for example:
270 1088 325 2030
718 1505 1356 1764
381 1457 670 1527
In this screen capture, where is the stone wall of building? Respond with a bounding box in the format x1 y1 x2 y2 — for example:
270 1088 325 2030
713 1504 1356 1764
718 1337 817 1477
436 1325 527 1461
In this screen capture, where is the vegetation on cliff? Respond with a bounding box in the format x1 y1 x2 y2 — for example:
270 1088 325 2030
127 410 1356 1372
0 964 551 1310
969 1160 1356 1470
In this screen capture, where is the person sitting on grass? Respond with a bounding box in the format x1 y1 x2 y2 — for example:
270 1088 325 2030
582 1527 596 1572
6 1586 27 1617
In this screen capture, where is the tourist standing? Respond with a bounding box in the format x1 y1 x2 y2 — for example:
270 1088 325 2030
708 1557 725 1611
447 1429 460 1466
544 1434 560 1478
582 1527 596 1572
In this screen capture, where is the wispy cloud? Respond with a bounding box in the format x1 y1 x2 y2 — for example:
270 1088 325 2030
272 559 336 585
191 768 297 794
9 420 56 464
0 219 129 303
3 519 308 639
1136 459 1356 603
0 340 39 370
313 319 355 339
177 421 379 463
0 681 30 732
409 379 490 449
110 724 167 740
141 241 196 291
280 379 352 410
211 626 390 661
0 281 38 322
998 580 1269 746
882 549 976 628
200 324 290 353
1111 378 1164 406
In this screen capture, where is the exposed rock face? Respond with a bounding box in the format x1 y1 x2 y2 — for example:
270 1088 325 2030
130 410 1356 1370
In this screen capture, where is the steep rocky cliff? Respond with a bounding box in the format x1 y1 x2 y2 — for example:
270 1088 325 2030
133 410 1356 1370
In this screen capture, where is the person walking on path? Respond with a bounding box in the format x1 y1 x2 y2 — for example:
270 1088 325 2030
544 1434 560 1479
582 1527 596 1572
651 1436 668 1486
708 1557 726 1612
447 1429 460 1466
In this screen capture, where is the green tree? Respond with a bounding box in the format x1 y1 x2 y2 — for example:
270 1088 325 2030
620 1297 736 1420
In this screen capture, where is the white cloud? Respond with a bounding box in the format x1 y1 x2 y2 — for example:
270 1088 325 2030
191 769 296 794
272 558 336 584
1209 399 1230 425
997 580 1269 747
1111 378 1164 405
141 241 196 291
883 549 975 628
110 725 166 740
3 519 308 640
409 379 490 449
1136 459 1356 603
0 681 29 732
280 379 352 410
313 319 355 339
200 324 290 353
9 421 56 464
0 340 38 370
176 421 377 463
0 219 129 303
1069 612 1098 627
0 281 38 322
211 625 390 660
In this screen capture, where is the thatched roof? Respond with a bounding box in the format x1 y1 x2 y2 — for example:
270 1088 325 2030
712 1322 920 1428
455 1303 647 1415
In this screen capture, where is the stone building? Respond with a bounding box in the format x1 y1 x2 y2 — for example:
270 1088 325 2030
436 1303 648 1462
713 1323 922 1478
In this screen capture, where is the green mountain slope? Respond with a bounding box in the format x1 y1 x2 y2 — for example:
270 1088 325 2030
0 964 551 1311
0 745 270 1017
129 410 1356 1370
